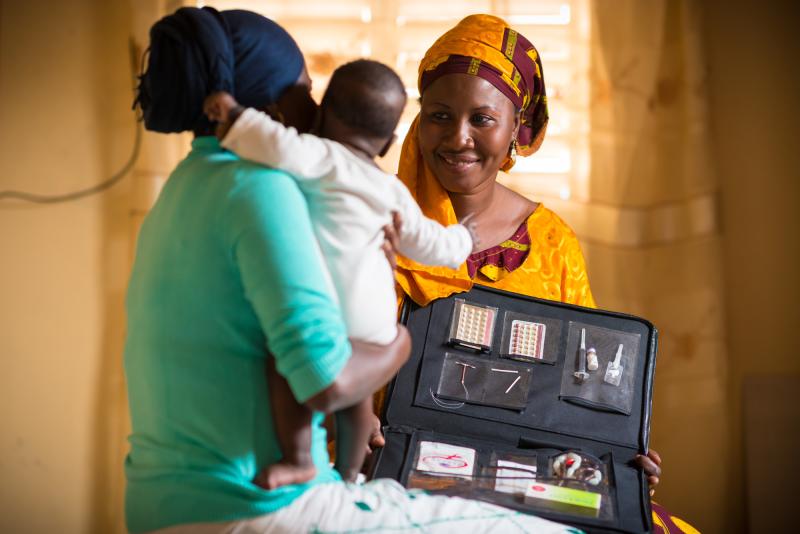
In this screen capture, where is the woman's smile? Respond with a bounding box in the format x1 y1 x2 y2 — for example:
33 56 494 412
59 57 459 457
437 151 481 173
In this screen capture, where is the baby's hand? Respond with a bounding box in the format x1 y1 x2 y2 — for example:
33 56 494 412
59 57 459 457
460 213 481 253
203 91 243 140
381 211 403 270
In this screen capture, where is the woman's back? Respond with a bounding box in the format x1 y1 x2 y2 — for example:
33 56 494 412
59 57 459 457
124 137 347 532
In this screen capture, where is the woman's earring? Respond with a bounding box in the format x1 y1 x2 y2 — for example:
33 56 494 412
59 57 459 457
501 139 519 173
509 139 518 166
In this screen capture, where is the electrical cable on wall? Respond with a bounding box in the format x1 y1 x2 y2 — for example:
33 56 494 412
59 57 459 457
0 38 143 205
0 123 141 204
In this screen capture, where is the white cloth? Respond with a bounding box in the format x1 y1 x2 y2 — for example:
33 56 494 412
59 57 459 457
147 478 576 534
223 109 473 344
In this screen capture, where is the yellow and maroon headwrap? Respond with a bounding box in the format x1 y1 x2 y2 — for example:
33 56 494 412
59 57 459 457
419 14 548 162
395 15 550 306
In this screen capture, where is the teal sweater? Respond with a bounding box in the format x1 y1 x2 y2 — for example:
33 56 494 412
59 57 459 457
124 137 351 532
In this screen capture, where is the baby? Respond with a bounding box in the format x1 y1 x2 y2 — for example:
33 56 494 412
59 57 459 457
204 59 476 487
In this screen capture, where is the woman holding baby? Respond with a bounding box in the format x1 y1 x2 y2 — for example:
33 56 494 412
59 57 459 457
126 6 579 534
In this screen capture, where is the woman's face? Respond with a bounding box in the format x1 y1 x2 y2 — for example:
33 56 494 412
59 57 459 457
418 73 519 194
271 66 318 134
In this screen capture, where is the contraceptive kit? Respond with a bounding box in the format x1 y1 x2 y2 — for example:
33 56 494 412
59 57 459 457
370 286 657 533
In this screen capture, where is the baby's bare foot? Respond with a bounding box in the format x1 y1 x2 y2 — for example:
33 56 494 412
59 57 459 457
253 460 317 490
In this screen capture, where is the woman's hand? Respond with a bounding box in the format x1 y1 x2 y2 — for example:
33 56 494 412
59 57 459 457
359 414 386 477
635 449 662 496
381 211 403 269
305 326 411 414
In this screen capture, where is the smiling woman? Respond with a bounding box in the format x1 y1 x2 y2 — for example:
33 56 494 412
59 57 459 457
388 14 698 534
393 14 593 306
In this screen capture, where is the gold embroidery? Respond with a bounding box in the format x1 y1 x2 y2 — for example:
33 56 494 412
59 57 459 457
468 57 481 75
498 239 529 252
505 30 518 60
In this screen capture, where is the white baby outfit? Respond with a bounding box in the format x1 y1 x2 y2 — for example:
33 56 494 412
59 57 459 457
222 108 472 344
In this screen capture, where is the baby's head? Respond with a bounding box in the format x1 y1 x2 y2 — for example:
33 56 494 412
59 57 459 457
320 59 407 157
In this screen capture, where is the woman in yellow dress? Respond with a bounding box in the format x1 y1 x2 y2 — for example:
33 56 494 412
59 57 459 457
386 14 698 534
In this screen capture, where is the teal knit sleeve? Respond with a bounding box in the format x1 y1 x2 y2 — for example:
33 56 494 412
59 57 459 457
226 164 351 403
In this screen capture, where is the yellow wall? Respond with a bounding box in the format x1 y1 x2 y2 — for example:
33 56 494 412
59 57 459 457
704 0 800 531
0 1 134 532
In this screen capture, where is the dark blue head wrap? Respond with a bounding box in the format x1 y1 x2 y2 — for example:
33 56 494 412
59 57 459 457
136 7 304 133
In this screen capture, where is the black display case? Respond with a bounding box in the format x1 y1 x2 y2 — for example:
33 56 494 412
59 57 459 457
370 285 657 533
